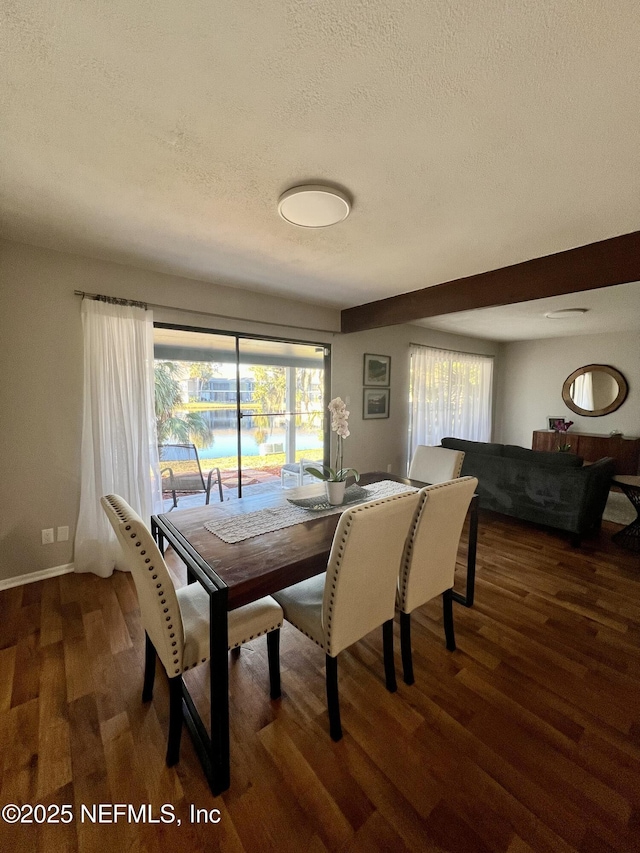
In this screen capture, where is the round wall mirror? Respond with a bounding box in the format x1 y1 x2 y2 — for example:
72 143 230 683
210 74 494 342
562 364 628 417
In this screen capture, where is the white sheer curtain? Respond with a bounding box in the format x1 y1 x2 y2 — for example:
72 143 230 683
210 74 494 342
409 345 493 459
74 298 162 577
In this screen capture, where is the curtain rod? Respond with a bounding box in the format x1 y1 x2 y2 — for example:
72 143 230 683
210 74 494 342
410 342 495 359
74 290 147 309
73 289 336 334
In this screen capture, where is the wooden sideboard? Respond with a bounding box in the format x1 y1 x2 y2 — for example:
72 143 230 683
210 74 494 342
532 431 640 475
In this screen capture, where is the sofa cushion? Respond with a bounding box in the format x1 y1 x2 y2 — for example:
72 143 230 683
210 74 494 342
503 444 583 468
441 437 503 457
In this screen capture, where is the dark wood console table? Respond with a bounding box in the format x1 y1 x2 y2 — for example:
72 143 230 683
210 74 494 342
532 430 640 475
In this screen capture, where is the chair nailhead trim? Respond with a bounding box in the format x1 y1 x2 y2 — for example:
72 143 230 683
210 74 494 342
323 491 416 654
105 495 189 694
286 617 325 650
230 622 283 648
398 479 473 609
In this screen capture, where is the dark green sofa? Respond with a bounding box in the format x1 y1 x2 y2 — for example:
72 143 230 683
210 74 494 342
441 437 615 544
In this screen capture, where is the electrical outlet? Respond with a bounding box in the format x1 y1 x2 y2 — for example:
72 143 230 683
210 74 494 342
387 463 392 473
41 528 54 545
57 525 69 542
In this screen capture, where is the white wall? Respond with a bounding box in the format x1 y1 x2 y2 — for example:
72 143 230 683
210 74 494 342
331 325 500 477
495 331 639 449
0 239 499 582
0 239 337 582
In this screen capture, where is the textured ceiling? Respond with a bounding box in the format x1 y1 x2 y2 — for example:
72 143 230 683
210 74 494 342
2 1 640 313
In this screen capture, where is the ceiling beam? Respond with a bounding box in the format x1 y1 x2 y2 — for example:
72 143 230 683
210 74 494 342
340 230 640 333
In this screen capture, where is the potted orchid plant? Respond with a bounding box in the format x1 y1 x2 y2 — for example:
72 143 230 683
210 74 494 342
307 397 359 504
552 419 574 452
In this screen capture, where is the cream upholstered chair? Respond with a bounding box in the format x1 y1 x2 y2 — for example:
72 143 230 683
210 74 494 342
397 476 478 684
273 490 420 741
408 445 465 484
101 494 283 767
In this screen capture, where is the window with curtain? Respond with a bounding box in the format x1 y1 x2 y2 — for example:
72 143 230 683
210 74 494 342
74 297 162 577
408 345 493 458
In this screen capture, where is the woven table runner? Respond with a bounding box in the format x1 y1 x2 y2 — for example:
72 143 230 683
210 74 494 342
204 480 417 544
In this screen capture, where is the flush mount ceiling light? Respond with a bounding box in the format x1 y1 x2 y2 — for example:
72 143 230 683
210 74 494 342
278 185 351 227
544 308 589 319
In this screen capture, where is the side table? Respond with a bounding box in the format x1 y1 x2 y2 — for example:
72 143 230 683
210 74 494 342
611 475 640 552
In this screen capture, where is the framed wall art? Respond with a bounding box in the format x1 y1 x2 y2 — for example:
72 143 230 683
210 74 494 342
363 388 390 419
363 353 391 386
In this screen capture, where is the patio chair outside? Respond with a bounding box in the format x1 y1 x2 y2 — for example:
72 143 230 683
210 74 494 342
159 443 223 508
280 458 318 488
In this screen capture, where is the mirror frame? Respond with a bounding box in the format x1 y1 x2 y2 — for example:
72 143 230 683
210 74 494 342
562 364 628 417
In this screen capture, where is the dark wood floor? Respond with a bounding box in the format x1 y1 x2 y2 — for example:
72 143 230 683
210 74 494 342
1 512 639 852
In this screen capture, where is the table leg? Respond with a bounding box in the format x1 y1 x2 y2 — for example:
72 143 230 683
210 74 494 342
152 518 166 556
451 494 478 608
209 590 230 792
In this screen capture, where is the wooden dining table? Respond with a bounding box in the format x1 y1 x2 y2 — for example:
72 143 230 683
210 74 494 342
151 471 478 794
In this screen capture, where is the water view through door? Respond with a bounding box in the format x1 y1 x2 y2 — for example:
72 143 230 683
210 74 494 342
154 325 329 506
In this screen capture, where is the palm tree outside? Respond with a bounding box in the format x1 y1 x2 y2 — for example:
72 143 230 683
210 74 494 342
154 361 213 446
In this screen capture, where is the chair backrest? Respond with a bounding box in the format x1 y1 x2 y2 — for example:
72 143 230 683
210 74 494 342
408 445 465 484
159 443 206 492
398 477 478 614
322 490 420 657
101 495 185 676
159 442 200 463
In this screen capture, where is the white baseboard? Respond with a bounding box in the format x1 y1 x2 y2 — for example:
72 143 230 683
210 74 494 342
0 563 75 592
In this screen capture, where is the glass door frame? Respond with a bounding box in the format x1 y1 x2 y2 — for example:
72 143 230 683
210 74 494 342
154 322 331 498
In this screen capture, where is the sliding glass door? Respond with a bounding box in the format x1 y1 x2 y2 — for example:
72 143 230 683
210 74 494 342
154 324 329 505
237 337 326 493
